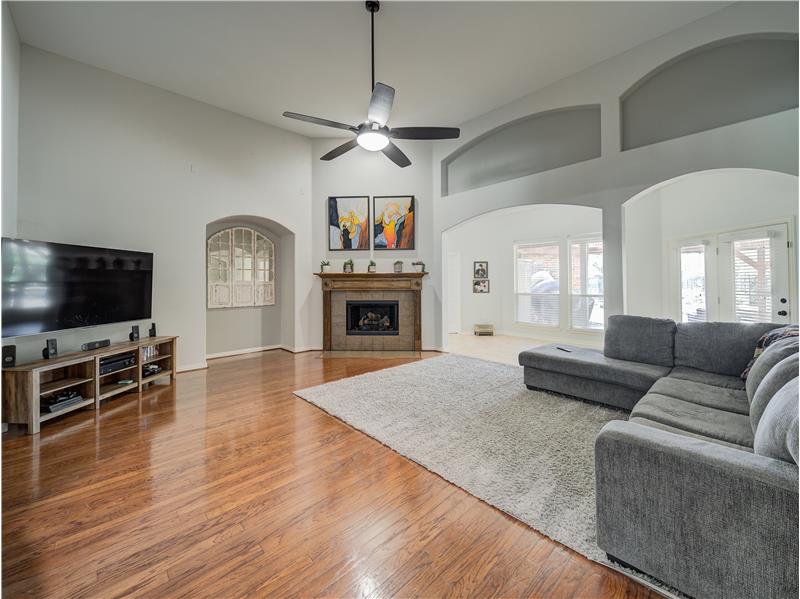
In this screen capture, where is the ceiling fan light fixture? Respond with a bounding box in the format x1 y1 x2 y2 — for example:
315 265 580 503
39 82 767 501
356 129 389 151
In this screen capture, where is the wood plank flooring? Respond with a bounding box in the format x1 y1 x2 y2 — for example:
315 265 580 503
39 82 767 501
3 350 659 598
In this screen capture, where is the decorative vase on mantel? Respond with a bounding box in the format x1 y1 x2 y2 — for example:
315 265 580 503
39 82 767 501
368 261 376 274
393 261 403 274
343 260 354 274
320 260 330 273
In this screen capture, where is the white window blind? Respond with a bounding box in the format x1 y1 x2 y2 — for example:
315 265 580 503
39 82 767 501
569 238 604 330
515 242 560 326
732 236 772 323
679 243 707 322
208 227 275 309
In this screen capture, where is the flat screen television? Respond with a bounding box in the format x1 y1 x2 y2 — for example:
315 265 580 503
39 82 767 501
2 238 153 338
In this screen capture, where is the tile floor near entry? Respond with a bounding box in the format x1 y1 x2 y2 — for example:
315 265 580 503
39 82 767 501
446 333 601 366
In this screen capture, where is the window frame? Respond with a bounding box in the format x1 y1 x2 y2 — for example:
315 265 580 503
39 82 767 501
207 226 275 309
567 234 605 331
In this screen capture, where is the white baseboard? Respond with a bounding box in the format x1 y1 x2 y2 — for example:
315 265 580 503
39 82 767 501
281 345 323 353
206 344 283 359
177 361 208 373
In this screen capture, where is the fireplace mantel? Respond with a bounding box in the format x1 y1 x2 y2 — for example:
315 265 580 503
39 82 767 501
316 272 428 351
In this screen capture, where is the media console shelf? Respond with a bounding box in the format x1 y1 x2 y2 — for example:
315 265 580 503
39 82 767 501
2 336 177 435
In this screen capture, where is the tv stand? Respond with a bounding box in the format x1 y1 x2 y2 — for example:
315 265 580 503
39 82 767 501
2 336 177 435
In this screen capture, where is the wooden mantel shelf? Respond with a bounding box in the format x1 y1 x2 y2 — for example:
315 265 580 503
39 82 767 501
315 272 428 279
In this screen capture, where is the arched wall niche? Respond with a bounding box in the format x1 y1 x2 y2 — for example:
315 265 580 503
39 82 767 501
205 214 296 357
621 34 799 151
441 105 601 196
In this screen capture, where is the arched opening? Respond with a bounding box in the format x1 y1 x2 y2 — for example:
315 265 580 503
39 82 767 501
205 215 296 358
622 168 798 324
442 204 603 362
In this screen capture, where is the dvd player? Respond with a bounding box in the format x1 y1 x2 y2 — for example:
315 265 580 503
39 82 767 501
99 352 136 375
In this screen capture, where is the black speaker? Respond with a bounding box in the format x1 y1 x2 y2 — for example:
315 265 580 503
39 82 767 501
2 345 16 368
129 325 140 342
81 339 111 351
42 338 58 359
148 323 157 338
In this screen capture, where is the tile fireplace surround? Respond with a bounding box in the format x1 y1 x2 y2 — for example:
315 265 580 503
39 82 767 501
316 272 427 351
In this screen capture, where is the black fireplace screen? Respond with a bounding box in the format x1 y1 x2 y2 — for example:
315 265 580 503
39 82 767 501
346 300 399 336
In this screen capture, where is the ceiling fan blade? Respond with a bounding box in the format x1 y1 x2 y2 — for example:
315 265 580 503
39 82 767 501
367 83 395 126
283 111 356 132
320 139 359 161
381 141 411 168
390 127 460 140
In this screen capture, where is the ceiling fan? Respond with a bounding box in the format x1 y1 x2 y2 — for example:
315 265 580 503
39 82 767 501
282 1 460 167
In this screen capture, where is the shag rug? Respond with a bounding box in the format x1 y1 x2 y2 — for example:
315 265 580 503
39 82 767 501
294 354 676 597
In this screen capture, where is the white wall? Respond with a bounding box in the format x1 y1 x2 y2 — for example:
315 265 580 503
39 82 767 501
311 139 436 348
444 204 601 336
430 2 798 350
624 169 799 318
12 46 314 368
2 3 19 237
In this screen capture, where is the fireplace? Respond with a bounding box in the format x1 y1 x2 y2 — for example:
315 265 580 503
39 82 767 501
346 301 399 336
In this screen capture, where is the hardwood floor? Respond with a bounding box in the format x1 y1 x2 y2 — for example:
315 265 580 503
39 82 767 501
3 350 659 598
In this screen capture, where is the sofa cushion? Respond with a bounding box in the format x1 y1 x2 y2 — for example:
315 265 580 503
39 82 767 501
631 393 754 448
518 344 670 391
745 337 799 403
750 353 799 432
523 367 642 411
667 366 745 390
649 377 749 415
674 322 780 376
754 378 799 464
741 324 799 379
628 416 753 452
603 315 676 368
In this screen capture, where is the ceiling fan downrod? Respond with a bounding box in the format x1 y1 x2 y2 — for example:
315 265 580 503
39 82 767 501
366 1 380 91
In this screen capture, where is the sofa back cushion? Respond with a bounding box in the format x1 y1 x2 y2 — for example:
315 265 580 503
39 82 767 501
604 315 676 367
751 353 799 432
754 377 799 464
745 337 799 403
674 322 780 376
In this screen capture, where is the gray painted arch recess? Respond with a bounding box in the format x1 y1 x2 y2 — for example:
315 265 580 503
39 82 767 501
442 105 601 196
621 34 799 151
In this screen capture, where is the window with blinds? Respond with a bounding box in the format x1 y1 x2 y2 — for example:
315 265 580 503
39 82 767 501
208 227 275 309
514 242 560 326
569 238 604 329
679 243 707 322
732 237 772 323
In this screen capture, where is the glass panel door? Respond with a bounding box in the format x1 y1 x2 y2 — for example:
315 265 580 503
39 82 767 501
719 224 791 324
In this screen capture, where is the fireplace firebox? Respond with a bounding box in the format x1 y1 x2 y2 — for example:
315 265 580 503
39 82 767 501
346 301 399 336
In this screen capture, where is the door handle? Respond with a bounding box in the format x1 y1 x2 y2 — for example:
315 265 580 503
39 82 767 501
778 310 788 316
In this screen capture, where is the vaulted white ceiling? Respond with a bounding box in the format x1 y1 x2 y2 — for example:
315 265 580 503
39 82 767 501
9 1 729 137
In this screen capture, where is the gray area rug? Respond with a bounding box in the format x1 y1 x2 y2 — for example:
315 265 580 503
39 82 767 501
295 354 624 561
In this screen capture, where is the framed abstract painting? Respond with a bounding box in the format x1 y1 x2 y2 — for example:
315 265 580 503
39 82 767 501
373 196 415 250
328 196 369 251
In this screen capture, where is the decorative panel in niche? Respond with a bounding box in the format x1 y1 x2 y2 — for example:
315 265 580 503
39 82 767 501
621 35 798 151
442 105 601 196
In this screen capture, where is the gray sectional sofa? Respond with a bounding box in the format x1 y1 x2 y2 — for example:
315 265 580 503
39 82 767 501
519 315 799 599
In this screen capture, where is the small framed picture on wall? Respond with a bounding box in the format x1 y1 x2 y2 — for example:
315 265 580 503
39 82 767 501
328 196 369 251
473 279 490 294
473 261 488 279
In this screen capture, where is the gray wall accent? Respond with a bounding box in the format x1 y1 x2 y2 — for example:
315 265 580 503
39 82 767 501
622 35 799 150
205 216 294 356
442 105 601 196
